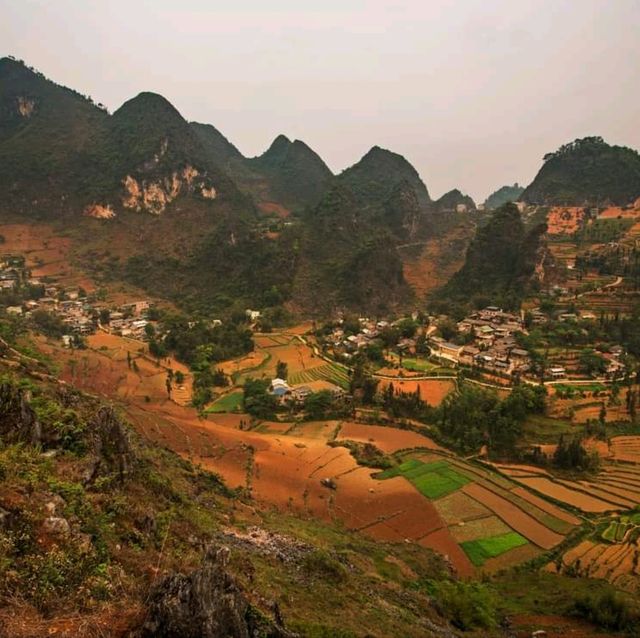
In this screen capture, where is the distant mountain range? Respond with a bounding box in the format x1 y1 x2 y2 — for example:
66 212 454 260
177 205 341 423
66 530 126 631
2 56 640 314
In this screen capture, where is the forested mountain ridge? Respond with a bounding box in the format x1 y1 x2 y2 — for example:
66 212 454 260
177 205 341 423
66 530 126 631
0 57 431 315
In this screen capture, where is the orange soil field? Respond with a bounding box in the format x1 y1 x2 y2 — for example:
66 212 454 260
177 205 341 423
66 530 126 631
462 483 564 550
546 207 585 235
610 436 640 463
336 421 443 454
598 206 640 219
218 350 269 376
511 487 582 525
378 378 455 407
515 476 615 513
417 527 474 577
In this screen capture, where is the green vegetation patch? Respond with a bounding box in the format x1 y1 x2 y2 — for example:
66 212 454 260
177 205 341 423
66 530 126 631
460 532 528 566
402 358 436 372
205 391 243 413
377 459 471 499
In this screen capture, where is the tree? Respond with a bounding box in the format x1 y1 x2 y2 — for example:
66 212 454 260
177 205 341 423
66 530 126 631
276 360 288 380
304 391 334 420
579 349 607 377
243 377 278 419
175 370 185 385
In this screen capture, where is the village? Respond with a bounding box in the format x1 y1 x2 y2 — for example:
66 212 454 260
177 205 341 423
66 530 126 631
0 252 156 344
316 303 628 386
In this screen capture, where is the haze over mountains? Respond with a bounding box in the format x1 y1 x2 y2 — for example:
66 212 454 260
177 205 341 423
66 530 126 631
2 56 640 316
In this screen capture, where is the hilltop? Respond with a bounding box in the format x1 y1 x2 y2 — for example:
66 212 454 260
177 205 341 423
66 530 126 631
483 183 524 210
522 137 640 206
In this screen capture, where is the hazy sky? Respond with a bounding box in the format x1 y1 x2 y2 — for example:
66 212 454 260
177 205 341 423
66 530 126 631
2 0 639 201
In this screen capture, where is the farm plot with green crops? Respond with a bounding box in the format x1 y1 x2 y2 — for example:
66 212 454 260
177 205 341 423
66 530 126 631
601 513 640 542
460 532 528 566
377 458 471 499
205 391 243 413
288 363 350 389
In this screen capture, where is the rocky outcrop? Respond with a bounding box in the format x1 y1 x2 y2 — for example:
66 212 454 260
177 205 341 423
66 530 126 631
136 546 297 638
0 382 42 446
17 96 35 118
85 406 135 485
83 203 116 219
122 165 217 214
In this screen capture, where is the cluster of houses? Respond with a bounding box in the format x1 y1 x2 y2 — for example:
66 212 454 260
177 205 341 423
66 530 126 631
0 253 157 346
269 377 346 405
323 317 418 357
430 306 533 377
0 254 25 291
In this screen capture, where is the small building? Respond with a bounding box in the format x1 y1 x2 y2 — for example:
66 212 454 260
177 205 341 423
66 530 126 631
5 306 22 315
549 366 566 379
270 378 290 397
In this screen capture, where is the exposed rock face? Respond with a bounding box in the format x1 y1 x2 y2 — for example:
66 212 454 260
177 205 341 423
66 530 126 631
83 203 116 219
137 546 296 638
85 406 134 485
17 96 35 117
122 165 217 214
0 382 42 446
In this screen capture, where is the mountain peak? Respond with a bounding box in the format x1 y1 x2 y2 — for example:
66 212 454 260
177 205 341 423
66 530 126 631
114 91 183 120
341 145 431 207
522 136 640 205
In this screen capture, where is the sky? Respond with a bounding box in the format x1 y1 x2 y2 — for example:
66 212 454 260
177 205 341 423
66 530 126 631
2 0 639 202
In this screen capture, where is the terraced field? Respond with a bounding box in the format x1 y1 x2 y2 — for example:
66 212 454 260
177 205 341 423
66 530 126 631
288 362 350 389
374 450 577 571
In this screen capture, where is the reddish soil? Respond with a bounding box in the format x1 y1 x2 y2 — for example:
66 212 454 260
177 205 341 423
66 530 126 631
378 378 455 407
546 206 585 235
257 201 291 217
510 614 619 638
516 477 615 513
511 487 582 525
418 527 474 577
462 483 564 549
336 421 443 454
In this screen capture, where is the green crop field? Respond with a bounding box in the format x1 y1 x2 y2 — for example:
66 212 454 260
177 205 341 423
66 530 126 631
377 458 471 499
288 363 350 389
461 532 528 566
206 391 243 413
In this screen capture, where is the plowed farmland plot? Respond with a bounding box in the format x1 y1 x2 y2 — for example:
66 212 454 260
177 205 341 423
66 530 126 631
513 476 618 513
377 378 455 406
336 422 443 454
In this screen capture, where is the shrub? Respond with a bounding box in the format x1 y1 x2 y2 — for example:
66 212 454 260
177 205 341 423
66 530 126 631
573 591 639 631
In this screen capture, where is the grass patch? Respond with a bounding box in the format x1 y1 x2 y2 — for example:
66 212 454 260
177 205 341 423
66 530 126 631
377 459 471 499
402 358 436 373
521 414 575 444
460 532 527 566
205 391 243 413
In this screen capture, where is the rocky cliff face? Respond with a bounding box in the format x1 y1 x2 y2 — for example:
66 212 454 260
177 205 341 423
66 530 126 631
137 546 297 638
121 165 217 215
